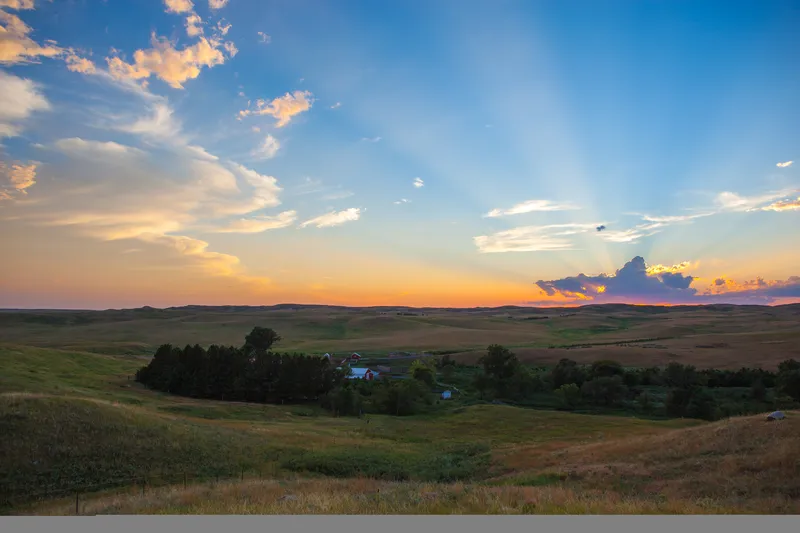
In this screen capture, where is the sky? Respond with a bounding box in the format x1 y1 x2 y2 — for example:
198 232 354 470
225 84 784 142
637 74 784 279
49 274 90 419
1 0 799 310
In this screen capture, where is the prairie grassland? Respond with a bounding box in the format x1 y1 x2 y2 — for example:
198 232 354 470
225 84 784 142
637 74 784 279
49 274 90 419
23 414 800 515
2 303 799 367
1 344 698 513
26 477 748 515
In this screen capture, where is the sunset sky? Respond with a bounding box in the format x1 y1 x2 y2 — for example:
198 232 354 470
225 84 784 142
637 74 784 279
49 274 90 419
1 0 799 309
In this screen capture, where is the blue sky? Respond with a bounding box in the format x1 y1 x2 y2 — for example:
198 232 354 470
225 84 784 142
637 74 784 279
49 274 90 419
1 0 799 308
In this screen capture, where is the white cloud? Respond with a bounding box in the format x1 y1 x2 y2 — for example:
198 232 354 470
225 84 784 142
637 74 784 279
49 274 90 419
300 207 361 228
239 90 313 127
0 1 35 10
484 199 579 218
330 102 341 109
253 134 280 159
776 161 793 168
106 34 226 89
0 70 49 137
413 177 424 188
184 145 219 161
394 198 410 205
0 9 62 65
474 223 600 253
361 136 381 142
118 102 181 140
596 222 664 244
639 213 713 223
54 137 146 161
163 0 193 14
209 0 229 9
257 31 271 44
212 210 297 234
714 189 799 212
185 13 204 37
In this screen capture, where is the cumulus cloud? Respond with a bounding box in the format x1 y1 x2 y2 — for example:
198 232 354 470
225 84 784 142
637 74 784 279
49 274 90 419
532 256 800 305
239 90 314 127
106 34 228 89
485 199 579 218
760 196 800 212
212 210 297 234
474 223 600 253
645 261 692 275
0 70 49 137
413 177 424 188
776 161 793 168
330 102 341 109
64 50 96 74
222 41 238 57
536 256 697 303
257 31 271 44
300 207 361 228
253 134 280 159
209 0 229 9
185 13 204 37
0 9 62 65
163 0 193 14
0 0 35 10
0 159 37 198
394 198 410 205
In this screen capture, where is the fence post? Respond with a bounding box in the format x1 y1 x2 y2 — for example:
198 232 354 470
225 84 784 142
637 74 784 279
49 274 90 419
241 467 244 481
183 472 187 489
141 477 146 496
75 491 80 516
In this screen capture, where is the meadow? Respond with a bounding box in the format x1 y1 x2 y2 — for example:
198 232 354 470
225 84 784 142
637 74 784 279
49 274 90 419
1 303 799 515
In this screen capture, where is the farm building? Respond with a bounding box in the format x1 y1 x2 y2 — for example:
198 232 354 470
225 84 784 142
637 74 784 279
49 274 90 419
347 368 379 381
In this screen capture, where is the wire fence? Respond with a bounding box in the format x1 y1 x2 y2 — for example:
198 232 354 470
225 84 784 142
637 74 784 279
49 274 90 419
1 465 281 515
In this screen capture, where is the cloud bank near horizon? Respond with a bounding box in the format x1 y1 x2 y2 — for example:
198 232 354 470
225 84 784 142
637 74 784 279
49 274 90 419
534 256 800 306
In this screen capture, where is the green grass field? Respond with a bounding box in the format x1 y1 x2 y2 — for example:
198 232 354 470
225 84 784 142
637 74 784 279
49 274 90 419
1 343 701 513
3 303 800 515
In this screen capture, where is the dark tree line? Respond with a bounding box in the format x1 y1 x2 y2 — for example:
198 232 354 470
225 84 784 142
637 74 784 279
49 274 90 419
470 344 800 421
135 328 344 404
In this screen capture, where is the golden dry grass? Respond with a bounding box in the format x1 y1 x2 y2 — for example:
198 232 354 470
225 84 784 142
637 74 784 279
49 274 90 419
495 412 800 513
28 477 746 515
20 412 800 515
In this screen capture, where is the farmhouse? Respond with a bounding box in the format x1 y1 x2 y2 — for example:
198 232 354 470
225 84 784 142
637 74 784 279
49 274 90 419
347 368 379 381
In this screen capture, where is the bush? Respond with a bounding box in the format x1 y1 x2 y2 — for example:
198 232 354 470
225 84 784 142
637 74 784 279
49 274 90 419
581 376 628 407
554 383 581 410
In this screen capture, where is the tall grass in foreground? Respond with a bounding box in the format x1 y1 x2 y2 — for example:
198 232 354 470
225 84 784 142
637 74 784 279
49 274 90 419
27 477 791 515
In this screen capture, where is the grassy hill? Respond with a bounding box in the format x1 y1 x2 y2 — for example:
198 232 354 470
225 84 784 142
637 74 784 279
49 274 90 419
2 303 799 368
21 413 800 515
3 303 800 514
1 344 698 513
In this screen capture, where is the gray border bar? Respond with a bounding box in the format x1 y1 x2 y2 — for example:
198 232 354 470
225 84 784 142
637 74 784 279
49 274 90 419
2 516 800 533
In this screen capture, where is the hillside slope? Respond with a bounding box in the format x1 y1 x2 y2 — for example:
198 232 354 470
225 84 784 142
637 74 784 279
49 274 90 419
24 413 799 515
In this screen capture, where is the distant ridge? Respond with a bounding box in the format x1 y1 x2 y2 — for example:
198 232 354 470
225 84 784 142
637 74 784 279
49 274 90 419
1 302 798 313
